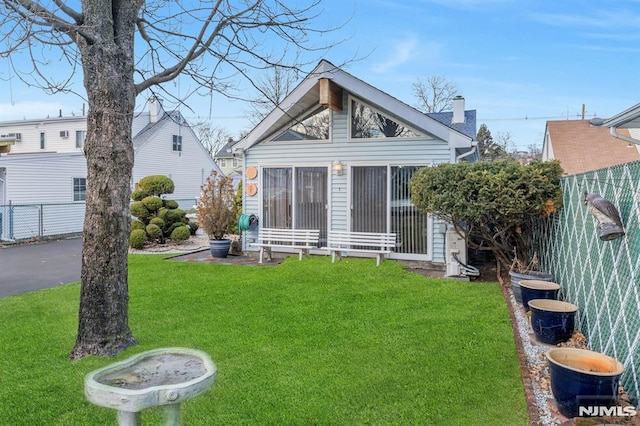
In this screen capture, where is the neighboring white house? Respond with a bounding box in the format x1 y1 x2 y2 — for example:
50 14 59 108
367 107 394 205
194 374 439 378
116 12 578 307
233 60 478 265
0 98 219 240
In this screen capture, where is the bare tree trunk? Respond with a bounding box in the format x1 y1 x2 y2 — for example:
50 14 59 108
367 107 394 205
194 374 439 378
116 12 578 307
70 2 140 360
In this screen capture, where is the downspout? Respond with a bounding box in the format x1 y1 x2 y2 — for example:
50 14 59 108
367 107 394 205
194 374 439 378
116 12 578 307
610 127 640 146
456 142 478 162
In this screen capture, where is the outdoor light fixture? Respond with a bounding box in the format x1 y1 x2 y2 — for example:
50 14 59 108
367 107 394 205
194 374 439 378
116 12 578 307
332 160 344 176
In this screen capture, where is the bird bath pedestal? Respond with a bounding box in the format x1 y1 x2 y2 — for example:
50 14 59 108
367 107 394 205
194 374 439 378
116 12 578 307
85 348 216 426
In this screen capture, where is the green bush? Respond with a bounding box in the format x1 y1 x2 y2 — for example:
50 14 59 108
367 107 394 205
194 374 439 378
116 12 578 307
130 201 150 219
142 196 163 212
138 175 175 196
149 217 165 230
410 159 563 269
131 220 146 231
163 199 179 209
145 223 163 239
129 229 147 249
131 189 149 201
166 222 186 236
165 208 186 223
130 175 188 247
170 225 191 241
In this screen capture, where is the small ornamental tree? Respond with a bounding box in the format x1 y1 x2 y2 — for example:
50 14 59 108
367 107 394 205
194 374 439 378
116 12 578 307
410 159 563 274
196 171 235 240
130 175 189 247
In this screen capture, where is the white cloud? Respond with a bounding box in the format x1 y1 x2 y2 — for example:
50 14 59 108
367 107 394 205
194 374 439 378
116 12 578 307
370 35 443 75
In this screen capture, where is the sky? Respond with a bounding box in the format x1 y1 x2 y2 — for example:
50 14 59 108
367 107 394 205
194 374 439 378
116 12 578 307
0 0 638 151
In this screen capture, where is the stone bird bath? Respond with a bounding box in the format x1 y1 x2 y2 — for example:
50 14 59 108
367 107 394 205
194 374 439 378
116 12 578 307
85 347 216 425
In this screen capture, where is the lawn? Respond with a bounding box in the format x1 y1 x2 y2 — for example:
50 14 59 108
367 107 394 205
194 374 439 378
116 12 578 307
0 255 527 425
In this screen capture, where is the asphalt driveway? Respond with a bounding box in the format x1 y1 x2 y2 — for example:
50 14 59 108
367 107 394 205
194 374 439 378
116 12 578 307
0 237 82 298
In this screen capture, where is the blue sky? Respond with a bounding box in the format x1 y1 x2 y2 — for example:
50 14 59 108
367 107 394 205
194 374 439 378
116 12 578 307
0 0 638 150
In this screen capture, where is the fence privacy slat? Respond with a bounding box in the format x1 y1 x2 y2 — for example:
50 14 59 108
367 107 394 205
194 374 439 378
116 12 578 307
535 160 640 406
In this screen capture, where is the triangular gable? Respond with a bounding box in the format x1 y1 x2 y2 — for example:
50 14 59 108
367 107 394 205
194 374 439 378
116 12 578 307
235 60 474 151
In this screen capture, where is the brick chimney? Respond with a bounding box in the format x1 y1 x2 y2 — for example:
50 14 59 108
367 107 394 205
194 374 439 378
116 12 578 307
452 95 465 124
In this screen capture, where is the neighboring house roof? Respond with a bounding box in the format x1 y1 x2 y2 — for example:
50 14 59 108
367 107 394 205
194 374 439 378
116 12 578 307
426 111 477 140
543 119 640 175
235 60 476 151
214 139 236 160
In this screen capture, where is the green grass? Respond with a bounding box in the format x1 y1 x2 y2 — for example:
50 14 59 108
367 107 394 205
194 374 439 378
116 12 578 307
0 255 527 425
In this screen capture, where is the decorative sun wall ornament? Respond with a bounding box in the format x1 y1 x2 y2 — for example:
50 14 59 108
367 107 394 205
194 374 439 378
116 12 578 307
584 192 625 241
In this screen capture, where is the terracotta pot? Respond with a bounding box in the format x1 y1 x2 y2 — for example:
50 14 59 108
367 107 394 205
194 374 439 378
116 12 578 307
508 270 554 304
520 279 561 312
528 299 577 344
546 347 625 418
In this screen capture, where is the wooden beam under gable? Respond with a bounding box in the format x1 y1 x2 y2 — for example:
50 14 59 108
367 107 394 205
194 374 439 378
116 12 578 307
319 78 343 112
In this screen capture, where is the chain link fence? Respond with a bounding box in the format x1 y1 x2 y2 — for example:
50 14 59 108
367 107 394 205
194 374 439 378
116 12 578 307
535 160 640 406
0 199 197 243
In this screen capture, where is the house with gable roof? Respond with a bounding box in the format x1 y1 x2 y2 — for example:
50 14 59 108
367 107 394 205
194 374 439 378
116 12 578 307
542 118 640 176
0 98 219 240
233 60 478 264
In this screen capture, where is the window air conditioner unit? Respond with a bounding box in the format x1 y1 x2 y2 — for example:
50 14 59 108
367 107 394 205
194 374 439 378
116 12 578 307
60 130 69 138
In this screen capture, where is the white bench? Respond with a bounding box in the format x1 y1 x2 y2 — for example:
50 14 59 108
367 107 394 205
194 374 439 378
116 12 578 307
251 228 320 263
322 231 397 266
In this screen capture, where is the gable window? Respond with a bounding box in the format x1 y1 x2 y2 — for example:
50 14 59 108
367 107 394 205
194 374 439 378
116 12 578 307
232 158 239 167
172 135 182 151
350 99 422 139
73 177 86 201
40 132 45 150
76 130 87 148
219 159 227 167
273 106 330 142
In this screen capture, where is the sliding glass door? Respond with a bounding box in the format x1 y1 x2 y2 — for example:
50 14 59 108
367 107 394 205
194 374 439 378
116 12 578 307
351 165 429 256
262 167 328 241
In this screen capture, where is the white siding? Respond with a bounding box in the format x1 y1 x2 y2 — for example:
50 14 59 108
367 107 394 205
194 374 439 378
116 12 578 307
243 91 452 263
2 153 86 203
133 121 218 201
0 117 87 154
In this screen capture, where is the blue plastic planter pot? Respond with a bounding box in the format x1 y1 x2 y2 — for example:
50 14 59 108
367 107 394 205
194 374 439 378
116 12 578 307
508 270 554 304
546 348 624 418
209 239 231 258
528 299 577 344
520 279 561 312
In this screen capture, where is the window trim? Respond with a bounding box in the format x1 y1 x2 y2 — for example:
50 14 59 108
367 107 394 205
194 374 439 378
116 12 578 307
172 134 183 152
73 177 86 202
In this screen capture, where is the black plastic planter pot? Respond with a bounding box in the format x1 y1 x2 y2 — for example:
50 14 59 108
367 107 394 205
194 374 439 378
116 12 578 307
508 270 554 304
546 348 625 418
209 239 231 258
520 280 561 312
528 299 577 344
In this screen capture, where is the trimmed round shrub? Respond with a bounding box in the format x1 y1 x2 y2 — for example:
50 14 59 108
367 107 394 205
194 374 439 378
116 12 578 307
131 220 146 231
165 208 186 223
157 207 169 221
170 225 191 241
167 222 186 235
138 175 175 196
142 196 163 212
146 223 163 239
130 229 147 249
149 217 165 230
163 199 179 209
131 189 149 202
130 201 150 219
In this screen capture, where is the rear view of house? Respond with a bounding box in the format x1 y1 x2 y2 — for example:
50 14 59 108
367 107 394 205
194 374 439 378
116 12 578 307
233 60 477 265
